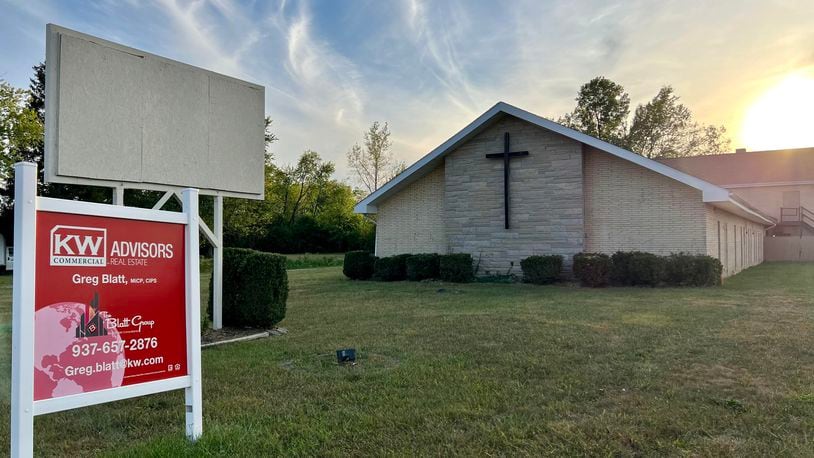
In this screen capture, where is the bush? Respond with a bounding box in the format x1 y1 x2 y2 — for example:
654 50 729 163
208 248 288 328
208 248 254 322
406 253 440 281
572 253 612 287
611 251 665 286
439 253 474 283
343 251 376 280
373 254 411 281
520 255 563 284
665 253 722 286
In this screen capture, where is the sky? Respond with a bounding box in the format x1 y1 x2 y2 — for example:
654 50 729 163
1 0 813 182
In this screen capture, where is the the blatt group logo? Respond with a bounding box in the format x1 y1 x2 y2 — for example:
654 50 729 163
50 225 107 267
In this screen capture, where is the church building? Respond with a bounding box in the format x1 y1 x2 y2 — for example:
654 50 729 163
354 102 774 278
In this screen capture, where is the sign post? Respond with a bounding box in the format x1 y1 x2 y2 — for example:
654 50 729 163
11 162 36 457
182 188 203 440
10 162 203 456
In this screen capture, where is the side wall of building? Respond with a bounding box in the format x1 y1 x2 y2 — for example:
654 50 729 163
375 165 447 256
727 183 814 223
705 206 764 277
444 115 584 274
583 146 708 255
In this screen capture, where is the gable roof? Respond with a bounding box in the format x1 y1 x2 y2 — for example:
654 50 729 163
354 102 773 225
659 147 814 188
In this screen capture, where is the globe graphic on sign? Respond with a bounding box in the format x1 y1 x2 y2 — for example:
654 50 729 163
34 302 126 401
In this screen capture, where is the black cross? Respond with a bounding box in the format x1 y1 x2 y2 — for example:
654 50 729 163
485 132 528 229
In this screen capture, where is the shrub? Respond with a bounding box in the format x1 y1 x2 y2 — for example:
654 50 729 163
373 254 411 281
237 251 288 327
572 253 612 287
208 248 254 321
665 253 722 286
520 255 563 284
611 251 665 286
343 251 376 280
439 253 474 283
208 248 288 328
406 253 440 281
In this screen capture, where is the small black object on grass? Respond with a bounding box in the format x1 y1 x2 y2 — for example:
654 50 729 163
336 348 356 365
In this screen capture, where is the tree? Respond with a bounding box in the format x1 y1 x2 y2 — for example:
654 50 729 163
559 76 630 144
347 121 405 194
626 86 730 158
282 150 335 224
0 81 42 187
264 117 277 164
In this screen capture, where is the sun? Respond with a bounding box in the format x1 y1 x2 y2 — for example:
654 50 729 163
741 71 814 151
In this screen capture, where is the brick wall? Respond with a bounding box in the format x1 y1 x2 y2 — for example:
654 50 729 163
705 205 764 277
444 115 584 274
583 146 708 255
375 165 447 256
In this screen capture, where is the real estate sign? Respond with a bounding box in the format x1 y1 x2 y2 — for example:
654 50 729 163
35 212 187 400
11 163 203 457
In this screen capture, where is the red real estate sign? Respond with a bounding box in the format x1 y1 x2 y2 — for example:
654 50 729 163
34 211 187 401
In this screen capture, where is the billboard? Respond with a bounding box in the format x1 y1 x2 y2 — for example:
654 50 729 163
44 24 266 199
34 212 187 401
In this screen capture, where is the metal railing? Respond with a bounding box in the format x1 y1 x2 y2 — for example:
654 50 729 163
802 206 814 229
780 206 814 229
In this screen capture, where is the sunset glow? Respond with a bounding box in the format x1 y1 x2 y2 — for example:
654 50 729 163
741 71 814 151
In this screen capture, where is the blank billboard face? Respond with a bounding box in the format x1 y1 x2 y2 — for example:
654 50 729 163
45 24 265 199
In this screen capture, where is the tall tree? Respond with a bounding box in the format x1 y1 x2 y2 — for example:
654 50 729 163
347 121 405 194
559 76 630 144
264 117 277 164
626 86 730 158
284 150 335 224
0 80 42 187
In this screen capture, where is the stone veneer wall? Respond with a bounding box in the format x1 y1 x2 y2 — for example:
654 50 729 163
444 115 584 274
375 165 447 256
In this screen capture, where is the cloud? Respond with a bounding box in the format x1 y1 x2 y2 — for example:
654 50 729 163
152 0 244 77
1 0 813 178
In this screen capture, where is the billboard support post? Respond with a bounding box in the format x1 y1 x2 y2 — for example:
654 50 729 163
11 162 36 458
112 187 124 206
182 189 203 440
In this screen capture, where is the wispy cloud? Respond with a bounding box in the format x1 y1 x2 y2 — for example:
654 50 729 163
152 0 244 77
0 0 813 176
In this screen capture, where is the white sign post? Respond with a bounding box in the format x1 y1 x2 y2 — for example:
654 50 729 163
10 162 203 456
11 162 36 457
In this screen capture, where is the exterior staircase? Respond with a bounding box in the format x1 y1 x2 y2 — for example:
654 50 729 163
778 206 814 235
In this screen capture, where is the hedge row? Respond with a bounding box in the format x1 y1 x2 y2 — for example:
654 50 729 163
344 250 722 288
207 247 289 328
343 251 474 282
575 251 722 287
520 255 563 285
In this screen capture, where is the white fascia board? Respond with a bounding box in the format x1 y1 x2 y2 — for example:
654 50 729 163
710 199 775 226
353 101 733 213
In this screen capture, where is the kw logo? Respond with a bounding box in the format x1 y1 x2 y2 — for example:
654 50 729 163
50 225 107 267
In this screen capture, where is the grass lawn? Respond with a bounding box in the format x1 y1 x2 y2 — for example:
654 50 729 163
0 262 813 455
